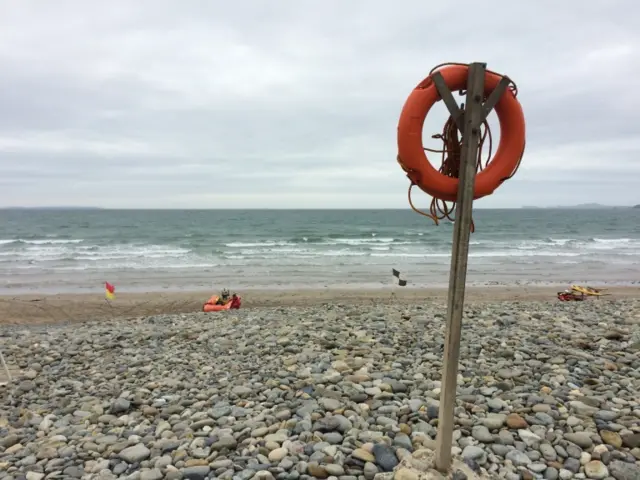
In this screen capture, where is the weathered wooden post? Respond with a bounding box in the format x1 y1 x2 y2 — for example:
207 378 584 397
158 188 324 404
395 61 524 473
433 61 486 472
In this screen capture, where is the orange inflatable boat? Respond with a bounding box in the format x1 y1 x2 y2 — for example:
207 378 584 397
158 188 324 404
202 294 241 312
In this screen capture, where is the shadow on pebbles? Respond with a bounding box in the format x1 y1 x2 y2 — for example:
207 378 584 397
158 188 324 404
1 298 640 480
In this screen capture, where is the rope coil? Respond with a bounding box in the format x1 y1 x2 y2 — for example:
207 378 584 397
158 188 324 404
399 62 525 232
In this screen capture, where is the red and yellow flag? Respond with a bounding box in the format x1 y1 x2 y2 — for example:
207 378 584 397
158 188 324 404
105 282 115 300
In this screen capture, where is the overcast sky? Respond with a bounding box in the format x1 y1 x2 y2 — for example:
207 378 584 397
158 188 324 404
0 1 638 209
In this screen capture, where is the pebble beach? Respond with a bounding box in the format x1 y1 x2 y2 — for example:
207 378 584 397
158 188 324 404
1 295 640 480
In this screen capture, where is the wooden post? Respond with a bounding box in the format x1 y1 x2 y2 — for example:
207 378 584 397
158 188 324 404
434 62 487 472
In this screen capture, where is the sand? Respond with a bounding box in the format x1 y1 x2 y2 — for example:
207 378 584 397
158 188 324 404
2 285 640 325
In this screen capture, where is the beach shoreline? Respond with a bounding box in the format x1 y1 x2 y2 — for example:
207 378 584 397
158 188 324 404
3 209 640 297
2 285 640 325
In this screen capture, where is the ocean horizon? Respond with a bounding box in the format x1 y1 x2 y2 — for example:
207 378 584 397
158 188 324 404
2 205 638 210
1 208 639 294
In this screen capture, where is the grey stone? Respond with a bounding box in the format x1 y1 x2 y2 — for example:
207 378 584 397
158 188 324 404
565 432 593 449
462 446 487 465
506 450 531 467
110 398 131 414
544 467 559 480
608 460 640 480
564 458 581 474
182 466 210 480
140 469 163 480
482 413 506 430
372 443 398 472
472 425 494 443
119 443 151 463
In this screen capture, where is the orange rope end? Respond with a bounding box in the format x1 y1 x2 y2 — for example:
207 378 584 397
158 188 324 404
407 183 439 225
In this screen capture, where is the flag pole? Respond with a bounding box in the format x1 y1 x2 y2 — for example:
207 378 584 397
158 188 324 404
391 269 397 303
104 282 115 311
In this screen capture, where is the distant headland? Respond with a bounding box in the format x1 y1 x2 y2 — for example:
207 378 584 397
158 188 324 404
0 206 103 210
522 203 637 209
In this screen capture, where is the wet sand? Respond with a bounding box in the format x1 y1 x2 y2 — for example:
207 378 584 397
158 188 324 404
1 286 639 325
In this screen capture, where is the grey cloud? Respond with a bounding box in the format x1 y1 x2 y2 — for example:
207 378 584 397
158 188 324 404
1 0 639 208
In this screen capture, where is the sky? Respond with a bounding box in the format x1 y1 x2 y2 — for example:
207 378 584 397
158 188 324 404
0 0 639 209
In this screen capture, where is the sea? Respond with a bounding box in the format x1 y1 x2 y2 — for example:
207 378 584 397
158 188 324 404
1 208 639 294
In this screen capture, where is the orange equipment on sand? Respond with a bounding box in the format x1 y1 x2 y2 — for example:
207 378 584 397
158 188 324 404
202 294 241 312
557 290 585 302
396 63 526 229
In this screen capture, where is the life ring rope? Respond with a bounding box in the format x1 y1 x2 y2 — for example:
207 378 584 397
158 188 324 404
397 62 526 231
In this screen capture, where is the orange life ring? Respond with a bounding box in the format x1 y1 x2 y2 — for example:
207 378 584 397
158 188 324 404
397 64 526 202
